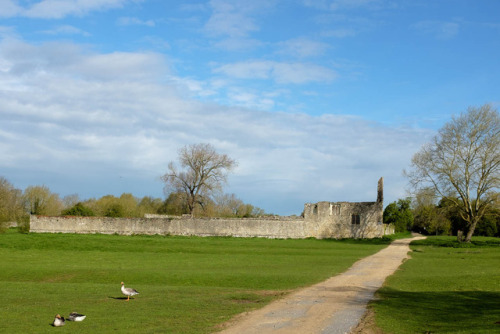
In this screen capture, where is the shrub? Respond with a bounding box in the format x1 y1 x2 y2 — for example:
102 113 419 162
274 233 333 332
61 202 95 216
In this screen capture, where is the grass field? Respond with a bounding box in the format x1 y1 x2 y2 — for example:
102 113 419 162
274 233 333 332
0 229 396 333
372 236 500 334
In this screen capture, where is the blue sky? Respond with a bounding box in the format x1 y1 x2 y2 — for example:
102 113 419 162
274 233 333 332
0 0 499 215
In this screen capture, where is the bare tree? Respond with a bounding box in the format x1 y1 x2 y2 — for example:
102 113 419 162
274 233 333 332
161 143 237 216
405 104 499 242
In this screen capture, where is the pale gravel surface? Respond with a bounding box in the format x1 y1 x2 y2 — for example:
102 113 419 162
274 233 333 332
218 235 425 334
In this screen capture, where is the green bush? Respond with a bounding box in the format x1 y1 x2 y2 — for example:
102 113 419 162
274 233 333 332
16 215 30 234
105 203 124 217
62 202 95 216
383 199 414 232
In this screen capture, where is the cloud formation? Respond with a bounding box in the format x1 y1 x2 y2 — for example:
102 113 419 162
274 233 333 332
117 17 155 27
213 60 337 84
412 20 460 40
204 0 274 38
4 1 495 215
8 0 136 19
39 25 91 36
0 37 432 214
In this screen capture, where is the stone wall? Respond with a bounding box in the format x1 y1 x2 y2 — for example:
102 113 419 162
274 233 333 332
29 178 394 239
30 214 392 239
30 215 311 238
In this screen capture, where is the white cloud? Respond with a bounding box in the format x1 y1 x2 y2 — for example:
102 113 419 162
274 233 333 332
0 38 432 214
0 26 18 40
117 17 155 27
205 0 260 38
203 0 277 52
75 52 167 81
412 21 460 40
3 0 139 19
322 28 357 38
328 0 381 11
302 0 381 11
205 10 257 38
223 87 276 110
213 60 337 84
212 37 263 52
40 25 91 36
276 38 330 58
0 0 22 17
199 0 284 52
0 38 168 81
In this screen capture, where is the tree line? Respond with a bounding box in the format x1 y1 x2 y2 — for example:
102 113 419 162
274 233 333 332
0 142 267 233
383 196 499 237
0 177 266 233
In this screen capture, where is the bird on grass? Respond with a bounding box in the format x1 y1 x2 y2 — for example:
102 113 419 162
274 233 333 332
121 281 139 301
52 314 65 327
68 312 86 321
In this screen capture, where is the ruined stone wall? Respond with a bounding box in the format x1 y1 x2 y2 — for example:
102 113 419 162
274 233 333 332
29 178 393 239
30 212 392 239
29 215 313 239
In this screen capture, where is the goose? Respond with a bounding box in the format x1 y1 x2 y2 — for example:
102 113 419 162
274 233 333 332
52 314 65 327
121 281 139 301
68 312 86 321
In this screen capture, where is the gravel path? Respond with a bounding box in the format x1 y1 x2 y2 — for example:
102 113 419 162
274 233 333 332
218 236 425 334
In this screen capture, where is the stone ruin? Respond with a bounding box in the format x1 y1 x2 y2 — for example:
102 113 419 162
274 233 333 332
302 177 386 238
30 178 393 239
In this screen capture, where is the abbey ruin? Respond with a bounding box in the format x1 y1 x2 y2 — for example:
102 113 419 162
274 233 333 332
30 178 393 239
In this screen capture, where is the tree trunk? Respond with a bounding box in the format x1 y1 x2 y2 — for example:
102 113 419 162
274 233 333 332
464 218 479 243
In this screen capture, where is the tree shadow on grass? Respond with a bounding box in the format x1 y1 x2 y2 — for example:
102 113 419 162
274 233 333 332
373 288 500 333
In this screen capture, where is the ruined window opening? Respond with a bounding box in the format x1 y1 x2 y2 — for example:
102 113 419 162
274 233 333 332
351 214 360 225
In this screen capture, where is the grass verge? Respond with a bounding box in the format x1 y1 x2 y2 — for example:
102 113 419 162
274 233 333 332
371 236 500 334
0 229 394 333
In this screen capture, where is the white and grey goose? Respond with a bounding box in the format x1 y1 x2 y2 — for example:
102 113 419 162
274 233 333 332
52 314 65 327
68 312 86 321
121 282 139 301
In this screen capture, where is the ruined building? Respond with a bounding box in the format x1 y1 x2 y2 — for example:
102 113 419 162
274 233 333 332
303 177 386 238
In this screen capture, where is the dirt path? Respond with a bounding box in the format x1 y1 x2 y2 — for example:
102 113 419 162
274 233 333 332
218 236 425 334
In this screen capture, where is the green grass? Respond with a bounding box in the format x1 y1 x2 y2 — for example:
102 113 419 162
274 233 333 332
372 236 500 334
0 229 393 333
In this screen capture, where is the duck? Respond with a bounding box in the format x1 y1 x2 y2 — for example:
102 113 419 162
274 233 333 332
121 281 139 301
68 312 86 321
52 314 65 327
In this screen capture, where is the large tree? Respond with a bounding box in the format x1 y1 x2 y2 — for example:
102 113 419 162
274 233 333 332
23 185 63 216
161 143 237 215
405 104 499 242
